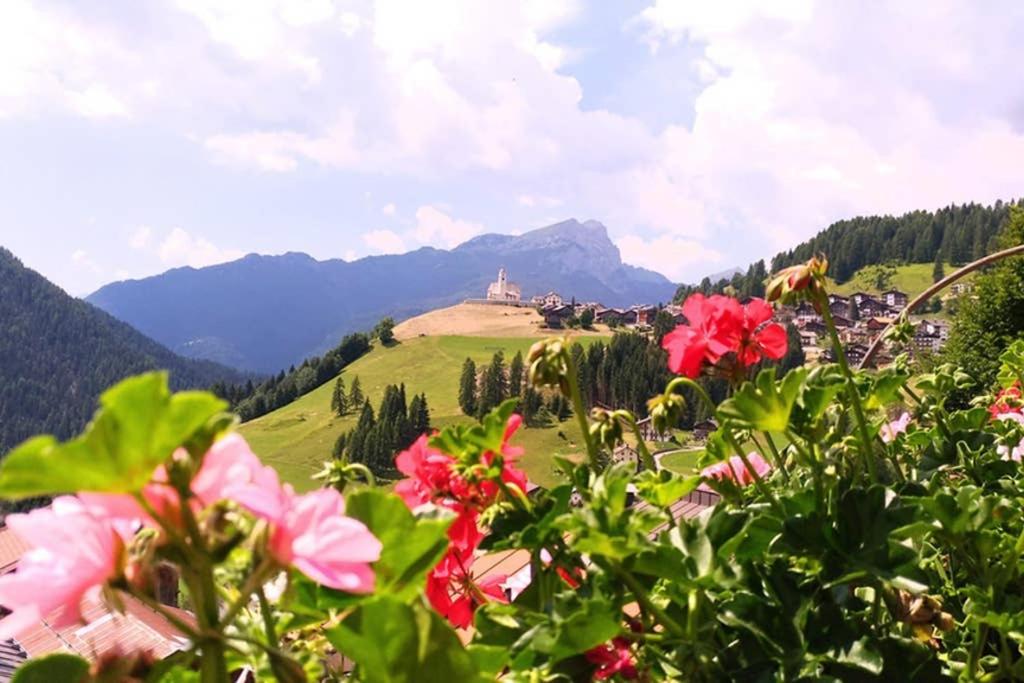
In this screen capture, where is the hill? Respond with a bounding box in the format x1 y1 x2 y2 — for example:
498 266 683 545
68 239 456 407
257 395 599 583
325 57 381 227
676 200 1019 303
238 334 608 491
86 219 677 373
392 302 610 340
0 247 246 455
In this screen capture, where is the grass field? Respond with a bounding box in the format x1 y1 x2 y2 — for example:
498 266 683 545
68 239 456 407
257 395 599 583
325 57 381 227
657 449 704 474
239 334 604 491
830 262 963 299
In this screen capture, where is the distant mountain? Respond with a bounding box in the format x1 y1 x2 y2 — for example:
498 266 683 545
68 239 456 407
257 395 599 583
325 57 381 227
87 219 677 373
0 247 246 455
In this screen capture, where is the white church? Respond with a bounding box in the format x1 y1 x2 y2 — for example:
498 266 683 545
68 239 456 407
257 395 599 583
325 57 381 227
485 267 522 303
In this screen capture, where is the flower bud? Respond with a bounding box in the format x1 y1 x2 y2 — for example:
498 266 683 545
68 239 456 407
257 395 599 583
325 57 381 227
589 408 624 451
527 337 571 394
766 255 829 304
647 391 686 435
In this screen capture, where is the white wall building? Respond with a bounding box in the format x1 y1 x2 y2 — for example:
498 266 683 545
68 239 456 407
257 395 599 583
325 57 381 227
486 268 521 302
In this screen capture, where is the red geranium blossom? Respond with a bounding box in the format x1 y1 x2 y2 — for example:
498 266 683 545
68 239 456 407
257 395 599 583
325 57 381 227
736 298 788 369
586 636 639 680
990 383 1024 419
424 525 507 629
661 294 743 378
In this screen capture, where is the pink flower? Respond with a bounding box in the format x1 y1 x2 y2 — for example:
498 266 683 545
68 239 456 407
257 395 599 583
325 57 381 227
996 413 1024 461
80 434 263 530
662 294 744 378
880 412 912 443
701 452 772 487
0 497 123 638
230 466 382 592
586 637 639 680
394 436 456 508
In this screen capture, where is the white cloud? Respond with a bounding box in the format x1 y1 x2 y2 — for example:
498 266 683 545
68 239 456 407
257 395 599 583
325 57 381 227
205 114 359 171
71 249 101 273
158 227 244 268
616 234 724 282
381 203 396 216
411 205 483 248
129 226 152 250
362 229 406 254
67 84 129 119
517 194 562 209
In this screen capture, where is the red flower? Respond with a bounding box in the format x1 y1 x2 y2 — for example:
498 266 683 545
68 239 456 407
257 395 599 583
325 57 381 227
736 298 788 368
990 383 1024 419
394 417 527 629
425 525 507 629
586 637 638 680
662 294 743 378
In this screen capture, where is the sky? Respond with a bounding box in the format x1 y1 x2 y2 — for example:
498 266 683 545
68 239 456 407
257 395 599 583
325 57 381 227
1 1 1023 296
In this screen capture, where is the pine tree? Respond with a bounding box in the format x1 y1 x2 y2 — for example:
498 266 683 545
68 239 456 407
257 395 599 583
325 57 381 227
653 309 676 344
458 358 478 416
932 251 946 283
331 376 347 416
478 352 507 417
508 351 525 398
348 376 364 410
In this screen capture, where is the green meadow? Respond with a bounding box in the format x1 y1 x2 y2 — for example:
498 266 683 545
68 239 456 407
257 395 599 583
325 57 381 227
239 335 605 490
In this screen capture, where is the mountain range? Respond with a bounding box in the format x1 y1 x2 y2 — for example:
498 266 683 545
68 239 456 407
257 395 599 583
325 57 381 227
87 219 678 373
0 247 245 455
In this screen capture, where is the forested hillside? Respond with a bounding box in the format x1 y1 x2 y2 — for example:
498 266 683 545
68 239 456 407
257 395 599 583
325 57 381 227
677 200 1021 302
0 247 245 454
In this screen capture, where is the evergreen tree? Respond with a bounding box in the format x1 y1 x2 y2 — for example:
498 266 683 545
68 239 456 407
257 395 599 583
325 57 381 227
778 323 806 372
374 317 396 345
579 308 595 329
348 376 364 410
932 252 946 283
508 351 525 398
478 352 507 417
521 386 544 426
458 358 478 416
330 376 347 416
409 393 431 436
944 206 1024 401
652 309 676 344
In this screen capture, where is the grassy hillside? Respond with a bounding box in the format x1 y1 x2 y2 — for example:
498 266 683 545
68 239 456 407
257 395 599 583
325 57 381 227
394 302 610 340
830 262 960 298
240 334 605 491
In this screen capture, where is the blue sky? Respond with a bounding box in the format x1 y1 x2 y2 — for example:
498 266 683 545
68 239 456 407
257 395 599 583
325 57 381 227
1 0 1023 295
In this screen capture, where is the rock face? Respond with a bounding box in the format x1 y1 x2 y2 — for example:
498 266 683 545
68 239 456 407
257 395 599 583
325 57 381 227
87 219 678 373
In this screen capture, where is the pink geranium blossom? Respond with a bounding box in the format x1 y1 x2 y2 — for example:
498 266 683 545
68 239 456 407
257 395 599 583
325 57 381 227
880 412 912 443
229 465 381 593
701 452 772 487
80 434 263 530
0 497 123 638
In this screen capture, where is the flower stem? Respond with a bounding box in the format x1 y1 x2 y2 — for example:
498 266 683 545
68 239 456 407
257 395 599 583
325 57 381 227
604 561 685 639
626 417 657 471
564 348 600 468
816 290 878 483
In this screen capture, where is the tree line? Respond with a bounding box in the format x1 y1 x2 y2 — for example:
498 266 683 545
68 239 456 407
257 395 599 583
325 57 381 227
333 383 430 480
675 200 1022 303
456 332 805 432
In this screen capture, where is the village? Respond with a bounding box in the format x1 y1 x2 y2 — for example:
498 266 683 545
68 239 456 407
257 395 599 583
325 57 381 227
479 267 952 364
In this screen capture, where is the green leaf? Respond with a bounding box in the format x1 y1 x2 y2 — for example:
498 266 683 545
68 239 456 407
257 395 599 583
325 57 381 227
548 599 621 661
344 488 451 600
12 653 89 683
831 637 884 675
326 596 478 683
0 373 227 498
634 470 701 508
718 367 806 433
